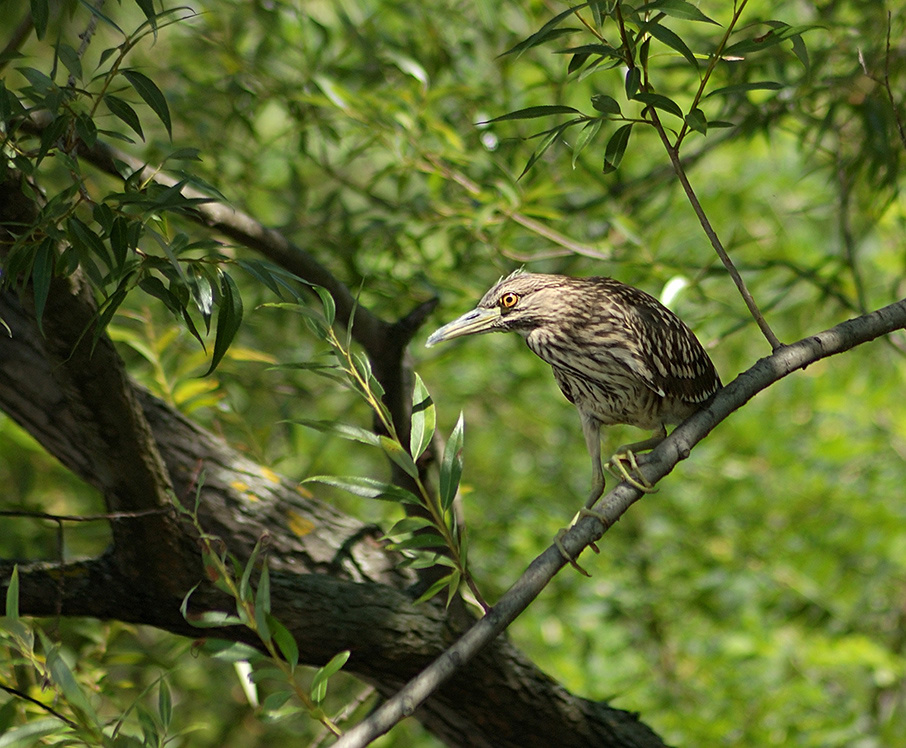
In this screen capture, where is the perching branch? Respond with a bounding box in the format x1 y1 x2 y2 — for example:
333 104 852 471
336 295 906 747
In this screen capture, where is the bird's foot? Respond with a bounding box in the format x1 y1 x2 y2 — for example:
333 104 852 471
554 528 592 577
606 450 658 493
553 505 612 577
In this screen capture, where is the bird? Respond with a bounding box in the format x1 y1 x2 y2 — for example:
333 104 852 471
425 270 721 513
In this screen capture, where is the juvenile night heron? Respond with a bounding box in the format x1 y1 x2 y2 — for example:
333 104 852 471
426 271 721 512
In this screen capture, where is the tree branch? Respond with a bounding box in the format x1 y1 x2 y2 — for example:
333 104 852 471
337 295 906 746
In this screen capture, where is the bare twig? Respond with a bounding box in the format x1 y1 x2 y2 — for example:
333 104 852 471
651 112 782 350
334 295 906 747
0 684 79 729
68 0 105 88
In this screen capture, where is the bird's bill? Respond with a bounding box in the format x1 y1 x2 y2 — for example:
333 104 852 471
425 306 501 347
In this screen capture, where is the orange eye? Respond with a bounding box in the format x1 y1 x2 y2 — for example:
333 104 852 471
500 292 519 309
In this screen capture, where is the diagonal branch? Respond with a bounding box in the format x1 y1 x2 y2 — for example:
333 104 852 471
336 295 906 747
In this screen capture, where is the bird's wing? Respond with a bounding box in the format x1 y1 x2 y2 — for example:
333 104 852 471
622 307 720 404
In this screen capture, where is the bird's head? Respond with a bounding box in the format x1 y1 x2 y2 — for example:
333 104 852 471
426 271 569 347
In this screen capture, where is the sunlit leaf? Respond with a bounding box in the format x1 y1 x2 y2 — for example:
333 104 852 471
482 105 581 124
410 373 436 460
380 435 419 478
295 419 380 446
310 650 350 704
204 271 243 375
705 81 784 98
439 412 464 511
304 475 421 504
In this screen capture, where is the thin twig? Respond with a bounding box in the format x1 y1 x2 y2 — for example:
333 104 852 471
0 683 79 728
68 1 105 88
651 111 782 350
0 508 168 522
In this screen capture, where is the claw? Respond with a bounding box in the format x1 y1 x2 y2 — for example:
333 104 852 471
606 449 658 493
554 528 591 576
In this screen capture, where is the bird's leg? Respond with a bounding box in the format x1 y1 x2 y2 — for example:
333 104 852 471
554 414 606 576
606 424 665 493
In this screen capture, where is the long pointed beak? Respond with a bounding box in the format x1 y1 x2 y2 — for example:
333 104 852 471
425 306 502 347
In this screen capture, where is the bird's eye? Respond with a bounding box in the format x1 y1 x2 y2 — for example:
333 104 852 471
499 292 520 309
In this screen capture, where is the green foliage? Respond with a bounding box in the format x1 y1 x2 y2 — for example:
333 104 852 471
174 486 351 738
273 291 487 610
2 0 906 745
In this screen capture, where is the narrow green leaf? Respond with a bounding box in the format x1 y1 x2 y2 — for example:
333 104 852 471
413 573 453 604
390 532 447 551
572 118 602 168
254 563 271 642
634 92 684 119
556 43 621 59
790 33 810 71
642 19 698 68
5 566 19 619
445 569 462 609
239 537 265 604
204 271 243 375
380 435 419 478
46 645 100 726
295 419 380 446
684 107 707 134
268 615 299 670
705 81 783 98
636 0 719 25
384 516 435 538
567 52 590 74
122 69 172 138
185 610 245 628
625 67 641 99
313 285 335 326
519 124 566 179
590 94 621 115
481 105 580 124
603 123 633 174
310 650 350 704
30 0 49 40
158 680 172 731
439 413 464 511
304 475 421 505
104 94 144 140
499 3 587 58
31 238 54 336
0 718 61 745
56 43 82 82
409 373 436 460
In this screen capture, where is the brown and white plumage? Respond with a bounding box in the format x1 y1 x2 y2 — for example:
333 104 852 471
426 270 721 504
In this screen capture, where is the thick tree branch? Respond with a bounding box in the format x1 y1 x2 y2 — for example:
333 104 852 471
337 296 906 746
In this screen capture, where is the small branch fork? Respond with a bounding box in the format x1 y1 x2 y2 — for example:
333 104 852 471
334 296 906 747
